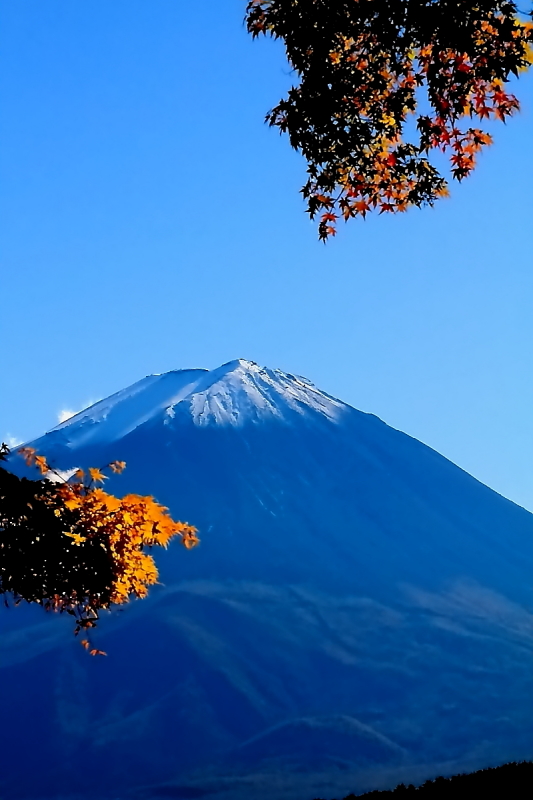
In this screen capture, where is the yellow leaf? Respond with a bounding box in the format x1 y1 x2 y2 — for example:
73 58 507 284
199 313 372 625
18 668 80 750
89 467 107 484
64 532 87 546
64 497 81 511
381 113 396 127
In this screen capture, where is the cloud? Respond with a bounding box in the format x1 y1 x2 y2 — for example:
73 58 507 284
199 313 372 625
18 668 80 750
57 398 101 425
3 434 22 449
57 409 79 424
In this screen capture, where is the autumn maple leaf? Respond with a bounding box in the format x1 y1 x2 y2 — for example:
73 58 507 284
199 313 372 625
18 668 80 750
34 455 49 475
353 199 371 217
246 0 532 235
64 532 87 546
89 467 107 484
109 460 127 474
18 446 37 466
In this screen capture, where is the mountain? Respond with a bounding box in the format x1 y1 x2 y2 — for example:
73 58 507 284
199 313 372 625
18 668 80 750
2 359 533 800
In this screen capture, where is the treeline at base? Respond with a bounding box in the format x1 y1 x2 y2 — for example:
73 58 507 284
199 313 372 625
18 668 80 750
314 760 533 798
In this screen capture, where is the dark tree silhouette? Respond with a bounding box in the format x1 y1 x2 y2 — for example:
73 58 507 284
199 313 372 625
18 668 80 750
313 759 533 798
0 444 198 651
246 0 533 239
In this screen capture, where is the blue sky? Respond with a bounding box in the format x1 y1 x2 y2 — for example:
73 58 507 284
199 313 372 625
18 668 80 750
1 0 532 510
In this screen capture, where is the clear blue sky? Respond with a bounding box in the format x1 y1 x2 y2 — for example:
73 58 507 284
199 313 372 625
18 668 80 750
1 0 532 510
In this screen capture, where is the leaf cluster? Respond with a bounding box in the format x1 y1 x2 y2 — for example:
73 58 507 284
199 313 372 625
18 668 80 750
246 0 533 238
0 445 198 652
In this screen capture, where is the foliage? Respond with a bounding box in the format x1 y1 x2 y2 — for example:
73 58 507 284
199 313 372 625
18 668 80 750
246 0 533 239
313 759 533 798
0 443 198 653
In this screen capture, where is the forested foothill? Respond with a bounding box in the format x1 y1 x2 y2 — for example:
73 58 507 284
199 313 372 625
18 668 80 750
315 760 533 798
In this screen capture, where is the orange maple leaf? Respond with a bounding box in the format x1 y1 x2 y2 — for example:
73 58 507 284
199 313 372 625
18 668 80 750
34 455 49 475
64 532 87 546
18 447 36 466
353 199 370 217
89 468 107 484
109 460 127 474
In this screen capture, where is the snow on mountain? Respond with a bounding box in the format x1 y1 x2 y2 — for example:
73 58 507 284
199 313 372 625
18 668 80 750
2 359 533 800
46 360 345 450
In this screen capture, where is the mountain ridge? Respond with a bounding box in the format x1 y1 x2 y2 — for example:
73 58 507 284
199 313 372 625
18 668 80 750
37 360 350 453
2 359 533 800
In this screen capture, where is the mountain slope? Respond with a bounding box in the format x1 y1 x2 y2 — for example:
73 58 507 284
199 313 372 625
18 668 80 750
2 359 533 800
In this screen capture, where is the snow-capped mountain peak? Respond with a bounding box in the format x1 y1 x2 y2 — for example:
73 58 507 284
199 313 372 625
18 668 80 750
6 357 533 800
182 359 345 427
45 359 347 449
